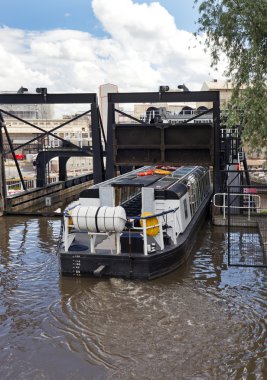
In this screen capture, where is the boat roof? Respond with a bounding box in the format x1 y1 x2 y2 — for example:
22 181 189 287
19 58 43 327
79 165 207 199
110 175 162 187
86 165 207 191
109 166 206 189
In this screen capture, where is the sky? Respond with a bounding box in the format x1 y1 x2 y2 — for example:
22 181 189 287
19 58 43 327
0 0 224 95
0 0 199 35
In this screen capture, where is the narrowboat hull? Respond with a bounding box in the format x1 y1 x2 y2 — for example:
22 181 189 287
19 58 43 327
59 192 211 279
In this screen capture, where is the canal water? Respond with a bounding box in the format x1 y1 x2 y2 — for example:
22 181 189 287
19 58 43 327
0 216 267 379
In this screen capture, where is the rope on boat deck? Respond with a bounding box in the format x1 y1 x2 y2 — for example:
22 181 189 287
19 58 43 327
63 205 179 219
63 203 80 217
127 207 179 220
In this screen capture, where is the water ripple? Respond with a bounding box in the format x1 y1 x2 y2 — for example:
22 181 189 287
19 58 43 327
1 218 267 379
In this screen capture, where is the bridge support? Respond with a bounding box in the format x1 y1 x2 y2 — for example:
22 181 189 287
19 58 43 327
59 157 69 181
36 149 93 187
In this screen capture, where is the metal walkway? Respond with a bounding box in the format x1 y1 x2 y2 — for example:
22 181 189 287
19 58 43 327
213 175 267 267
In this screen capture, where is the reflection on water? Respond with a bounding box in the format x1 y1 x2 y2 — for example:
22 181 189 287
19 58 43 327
0 217 267 379
228 229 266 267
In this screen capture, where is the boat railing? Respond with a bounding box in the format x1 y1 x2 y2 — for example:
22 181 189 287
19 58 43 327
213 193 261 220
127 207 179 255
64 206 179 255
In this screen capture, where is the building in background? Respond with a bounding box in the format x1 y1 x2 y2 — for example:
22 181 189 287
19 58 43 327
199 79 233 108
2 112 93 177
0 88 53 119
0 103 53 120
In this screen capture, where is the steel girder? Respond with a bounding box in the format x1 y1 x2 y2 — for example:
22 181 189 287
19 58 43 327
0 92 104 185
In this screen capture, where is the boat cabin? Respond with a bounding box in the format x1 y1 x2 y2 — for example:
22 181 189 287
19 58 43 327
63 166 211 257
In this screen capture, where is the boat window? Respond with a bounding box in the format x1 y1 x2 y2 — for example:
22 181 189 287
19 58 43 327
183 199 188 219
115 186 141 206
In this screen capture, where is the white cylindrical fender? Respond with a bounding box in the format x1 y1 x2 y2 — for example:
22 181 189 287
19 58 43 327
70 205 126 233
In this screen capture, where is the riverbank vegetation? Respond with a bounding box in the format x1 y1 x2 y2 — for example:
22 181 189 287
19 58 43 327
195 0 267 152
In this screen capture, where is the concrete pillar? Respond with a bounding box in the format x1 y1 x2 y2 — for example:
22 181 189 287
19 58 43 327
99 84 118 139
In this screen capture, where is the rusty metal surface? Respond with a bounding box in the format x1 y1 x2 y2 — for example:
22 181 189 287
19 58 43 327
113 123 214 166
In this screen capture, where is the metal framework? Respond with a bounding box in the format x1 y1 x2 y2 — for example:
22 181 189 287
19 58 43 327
35 146 93 187
0 92 105 186
106 90 221 191
213 170 267 267
227 177 267 268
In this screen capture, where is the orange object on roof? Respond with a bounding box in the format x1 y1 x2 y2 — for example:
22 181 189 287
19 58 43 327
137 170 155 177
155 165 176 171
154 169 172 175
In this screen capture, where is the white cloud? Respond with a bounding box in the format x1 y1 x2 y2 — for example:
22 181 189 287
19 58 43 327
0 0 225 95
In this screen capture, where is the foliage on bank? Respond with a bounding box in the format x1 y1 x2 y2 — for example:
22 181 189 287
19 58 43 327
195 0 267 150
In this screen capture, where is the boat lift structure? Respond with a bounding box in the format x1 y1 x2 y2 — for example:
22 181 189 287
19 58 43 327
0 87 266 268
0 87 246 218
0 91 105 214
106 90 221 191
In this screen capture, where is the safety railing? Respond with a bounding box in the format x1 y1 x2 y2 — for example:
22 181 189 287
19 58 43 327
6 176 60 195
6 179 36 195
127 208 179 255
64 206 179 256
213 193 261 220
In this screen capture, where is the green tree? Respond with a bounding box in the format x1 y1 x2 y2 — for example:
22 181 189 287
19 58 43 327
195 0 267 150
